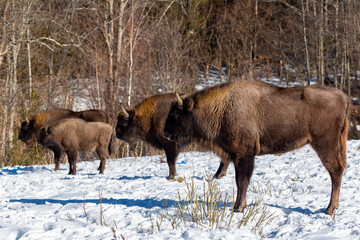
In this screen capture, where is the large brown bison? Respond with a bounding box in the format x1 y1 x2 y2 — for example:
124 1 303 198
18 109 110 171
116 93 229 180
164 81 350 215
38 118 114 175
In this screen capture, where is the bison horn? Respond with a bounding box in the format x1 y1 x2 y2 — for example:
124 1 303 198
175 90 183 107
25 117 30 124
121 105 129 119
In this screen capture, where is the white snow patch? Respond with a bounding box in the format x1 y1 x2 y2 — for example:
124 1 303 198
1 141 360 239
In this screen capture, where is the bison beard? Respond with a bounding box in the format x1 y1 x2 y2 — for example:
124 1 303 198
164 81 350 215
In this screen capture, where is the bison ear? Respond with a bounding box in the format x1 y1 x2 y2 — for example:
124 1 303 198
184 98 194 112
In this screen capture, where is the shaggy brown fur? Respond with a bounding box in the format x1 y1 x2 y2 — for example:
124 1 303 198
116 93 183 179
38 118 114 175
164 81 350 215
116 93 231 180
18 109 110 170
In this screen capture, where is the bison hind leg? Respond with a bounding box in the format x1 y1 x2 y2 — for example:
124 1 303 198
311 141 346 215
233 154 255 212
213 160 230 179
66 150 78 175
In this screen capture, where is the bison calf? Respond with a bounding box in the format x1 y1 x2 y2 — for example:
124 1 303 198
18 109 110 171
38 118 114 175
164 81 350 215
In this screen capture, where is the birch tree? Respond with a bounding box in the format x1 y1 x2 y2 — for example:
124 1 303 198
0 0 33 158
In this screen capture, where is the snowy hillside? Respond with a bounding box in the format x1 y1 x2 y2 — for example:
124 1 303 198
1 141 360 239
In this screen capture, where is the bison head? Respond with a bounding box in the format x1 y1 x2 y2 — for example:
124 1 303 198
164 92 194 142
18 118 37 145
37 126 53 147
115 106 140 144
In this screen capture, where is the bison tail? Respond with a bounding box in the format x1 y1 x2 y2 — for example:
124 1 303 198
339 99 351 170
108 132 114 156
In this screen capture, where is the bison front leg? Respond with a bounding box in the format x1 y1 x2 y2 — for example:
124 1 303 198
53 148 62 171
213 159 230 179
66 150 78 175
164 141 179 180
96 148 107 174
233 155 255 212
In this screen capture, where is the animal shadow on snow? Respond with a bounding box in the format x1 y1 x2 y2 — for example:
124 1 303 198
10 197 176 209
115 175 152 181
268 204 324 215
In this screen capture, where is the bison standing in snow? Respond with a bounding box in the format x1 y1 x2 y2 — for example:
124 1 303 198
38 118 114 175
18 109 110 171
116 93 228 180
164 80 350 215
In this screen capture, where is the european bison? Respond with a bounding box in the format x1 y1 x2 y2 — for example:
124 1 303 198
18 109 110 170
164 81 350 215
38 118 114 175
116 93 183 179
116 93 228 179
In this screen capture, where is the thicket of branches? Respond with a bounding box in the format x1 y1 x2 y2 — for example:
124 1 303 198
1 0 359 165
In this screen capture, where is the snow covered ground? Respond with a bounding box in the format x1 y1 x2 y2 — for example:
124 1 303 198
1 140 360 239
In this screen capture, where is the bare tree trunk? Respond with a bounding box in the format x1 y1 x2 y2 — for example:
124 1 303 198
128 0 134 107
0 1 31 157
47 51 54 109
95 37 101 110
344 0 351 96
26 26 33 109
301 0 310 85
104 0 115 114
0 0 9 68
319 0 325 85
115 0 129 109
334 0 339 88
55 0 78 109
0 0 10 159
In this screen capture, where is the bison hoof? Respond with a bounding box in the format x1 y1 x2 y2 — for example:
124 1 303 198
233 204 246 213
167 175 176 180
213 173 226 179
325 207 336 215
233 208 245 213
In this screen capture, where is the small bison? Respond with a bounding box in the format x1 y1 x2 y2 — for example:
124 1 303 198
116 93 228 179
164 81 350 215
38 118 114 175
18 109 110 171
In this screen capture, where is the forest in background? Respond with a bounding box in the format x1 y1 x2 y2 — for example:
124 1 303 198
1 0 360 166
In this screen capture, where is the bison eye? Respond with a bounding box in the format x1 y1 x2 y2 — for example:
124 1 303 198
120 119 128 126
170 110 180 120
